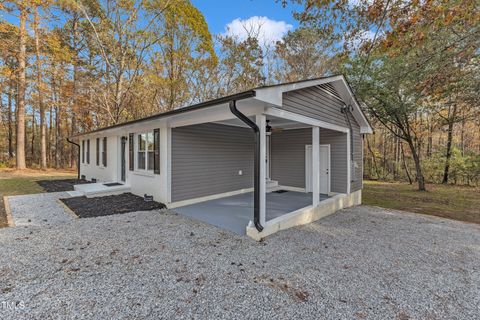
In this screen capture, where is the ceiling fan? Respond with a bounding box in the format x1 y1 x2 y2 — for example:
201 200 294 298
266 119 284 133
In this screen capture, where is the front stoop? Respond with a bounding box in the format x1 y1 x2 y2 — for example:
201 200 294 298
74 182 131 198
246 190 362 241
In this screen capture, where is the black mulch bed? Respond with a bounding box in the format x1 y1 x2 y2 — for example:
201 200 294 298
60 192 166 218
37 179 93 192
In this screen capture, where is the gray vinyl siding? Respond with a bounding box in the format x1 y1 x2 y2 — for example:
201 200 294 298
271 129 311 188
271 128 349 193
350 113 363 192
281 86 347 127
171 123 253 202
321 129 348 193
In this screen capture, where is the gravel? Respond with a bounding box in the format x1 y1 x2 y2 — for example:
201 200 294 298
6 192 74 227
0 205 479 319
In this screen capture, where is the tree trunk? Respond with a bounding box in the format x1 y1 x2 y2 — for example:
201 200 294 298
31 108 35 160
442 104 457 184
427 115 433 157
460 109 465 157
48 105 53 164
16 5 27 169
400 142 412 184
34 7 47 169
406 137 426 191
7 77 14 159
70 12 79 168
366 136 381 179
55 106 60 168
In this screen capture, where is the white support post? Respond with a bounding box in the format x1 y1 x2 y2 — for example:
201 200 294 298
312 127 320 206
256 114 267 226
160 126 171 204
346 129 351 194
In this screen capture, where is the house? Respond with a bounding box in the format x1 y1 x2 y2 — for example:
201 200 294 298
69 75 373 240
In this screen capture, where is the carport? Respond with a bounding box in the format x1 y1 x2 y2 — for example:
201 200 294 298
173 191 329 234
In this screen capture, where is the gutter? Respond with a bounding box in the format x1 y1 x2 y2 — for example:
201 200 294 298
66 138 80 179
229 99 263 232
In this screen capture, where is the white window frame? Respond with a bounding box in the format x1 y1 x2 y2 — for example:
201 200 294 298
97 138 107 168
135 132 155 172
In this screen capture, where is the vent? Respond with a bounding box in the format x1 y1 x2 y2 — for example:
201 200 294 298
317 83 343 101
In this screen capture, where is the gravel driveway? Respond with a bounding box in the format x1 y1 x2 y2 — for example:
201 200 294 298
0 206 479 319
6 192 74 227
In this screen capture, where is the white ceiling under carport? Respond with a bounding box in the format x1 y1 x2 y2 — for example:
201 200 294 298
215 114 314 131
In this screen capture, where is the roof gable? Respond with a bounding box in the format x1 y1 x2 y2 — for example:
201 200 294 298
254 75 373 134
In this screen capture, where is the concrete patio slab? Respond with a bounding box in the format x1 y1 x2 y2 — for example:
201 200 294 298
173 191 328 234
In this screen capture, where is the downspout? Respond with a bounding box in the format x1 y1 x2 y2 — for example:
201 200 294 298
341 105 355 183
229 100 263 232
66 138 80 179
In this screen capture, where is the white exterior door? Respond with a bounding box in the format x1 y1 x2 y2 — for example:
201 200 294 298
305 144 330 194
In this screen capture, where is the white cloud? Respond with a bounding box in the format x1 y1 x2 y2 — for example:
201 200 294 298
223 16 293 47
348 0 374 7
347 29 378 50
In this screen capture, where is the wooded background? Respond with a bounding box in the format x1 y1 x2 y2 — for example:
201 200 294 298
0 0 478 190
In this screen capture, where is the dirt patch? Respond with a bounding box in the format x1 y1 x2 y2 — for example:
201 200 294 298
0 168 75 179
60 193 166 218
37 179 93 192
0 199 8 228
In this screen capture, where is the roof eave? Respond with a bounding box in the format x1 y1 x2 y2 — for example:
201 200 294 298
69 90 256 139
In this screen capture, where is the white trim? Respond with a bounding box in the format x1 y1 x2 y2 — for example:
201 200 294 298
132 171 155 178
161 126 171 204
361 134 364 189
305 144 331 195
266 132 271 180
312 127 320 206
255 75 345 106
336 78 373 134
169 188 254 208
264 107 349 133
246 190 362 241
323 144 332 195
347 129 351 194
135 131 155 172
277 185 306 193
256 114 267 226
169 103 264 128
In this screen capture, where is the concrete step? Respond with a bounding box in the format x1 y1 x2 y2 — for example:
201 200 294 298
74 182 131 198
266 180 279 193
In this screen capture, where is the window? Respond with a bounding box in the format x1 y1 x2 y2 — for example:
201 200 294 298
96 138 100 166
82 140 85 163
136 132 158 172
86 139 90 164
102 137 107 167
137 133 154 170
129 133 134 171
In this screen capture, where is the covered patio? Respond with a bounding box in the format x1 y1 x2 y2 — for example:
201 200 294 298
169 107 352 237
173 191 329 235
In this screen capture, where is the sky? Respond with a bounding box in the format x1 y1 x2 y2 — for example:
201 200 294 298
191 0 302 44
1 0 302 46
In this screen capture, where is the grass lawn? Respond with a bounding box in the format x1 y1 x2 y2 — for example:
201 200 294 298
0 168 75 228
363 180 480 224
